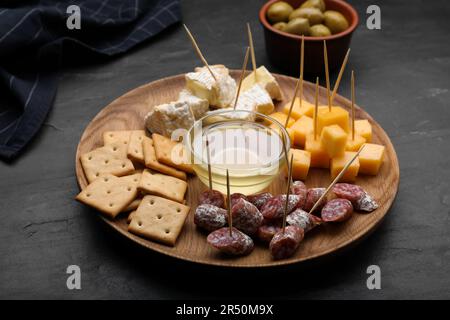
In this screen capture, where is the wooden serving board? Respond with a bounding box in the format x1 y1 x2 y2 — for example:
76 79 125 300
75 71 399 267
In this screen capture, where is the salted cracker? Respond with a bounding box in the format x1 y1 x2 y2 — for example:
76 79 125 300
138 169 187 203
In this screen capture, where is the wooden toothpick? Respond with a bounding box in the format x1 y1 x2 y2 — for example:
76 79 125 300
307 145 365 215
282 153 294 232
313 77 319 140
226 169 232 236
247 23 257 82
183 24 217 81
233 46 251 110
351 70 355 140
206 138 213 190
323 40 331 112
284 37 304 128
331 49 350 104
299 35 304 109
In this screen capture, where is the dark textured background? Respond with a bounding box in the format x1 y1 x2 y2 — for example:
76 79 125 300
1 0 449 299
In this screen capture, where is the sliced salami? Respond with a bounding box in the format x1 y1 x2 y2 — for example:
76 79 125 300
260 194 301 220
290 181 307 209
207 227 254 256
332 183 378 212
269 226 304 260
230 193 248 207
257 223 282 244
247 192 273 210
287 209 322 232
231 198 263 235
194 204 227 232
198 190 225 208
304 188 327 212
321 198 353 222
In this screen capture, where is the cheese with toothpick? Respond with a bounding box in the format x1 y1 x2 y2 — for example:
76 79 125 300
145 101 195 138
241 66 282 101
178 89 209 119
185 65 236 109
242 84 274 115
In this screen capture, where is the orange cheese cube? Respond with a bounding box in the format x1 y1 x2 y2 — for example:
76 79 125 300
354 119 372 142
331 151 360 182
287 127 295 144
345 134 366 151
320 125 348 157
358 143 385 175
282 98 315 120
287 149 311 180
305 134 330 169
290 116 313 147
317 106 350 133
267 112 295 128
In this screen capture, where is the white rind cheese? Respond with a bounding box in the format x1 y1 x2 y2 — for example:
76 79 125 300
145 101 195 138
242 84 274 115
185 65 236 109
178 89 209 120
241 66 282 101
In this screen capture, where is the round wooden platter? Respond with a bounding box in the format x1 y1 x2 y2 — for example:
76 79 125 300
75 71 399 268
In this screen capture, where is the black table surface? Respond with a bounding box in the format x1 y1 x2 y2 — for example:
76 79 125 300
1 0 449 299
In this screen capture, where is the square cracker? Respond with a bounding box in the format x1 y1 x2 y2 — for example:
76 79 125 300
123 197 142 212
76 173 141 219
80 143 135 183
128 195 190 246
103 131 131 148
152 133 194 174
142 136 187 181
139 169 187 203
127 130 146 163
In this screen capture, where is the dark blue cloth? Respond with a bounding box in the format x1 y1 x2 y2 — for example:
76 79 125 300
0 0 181 160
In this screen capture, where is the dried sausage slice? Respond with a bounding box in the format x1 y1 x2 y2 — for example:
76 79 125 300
356 193 379 212
269 226 304 260
332 183 378 212
287 209 322 232
198 190 225 208
260 194 301 220
230 193 248 207
304 187 327 212
291 181 307 209
231 198 263 235
207 227 254 256
247 192 273 210
194 204 227 232
257 223 282 244
321 198 353 222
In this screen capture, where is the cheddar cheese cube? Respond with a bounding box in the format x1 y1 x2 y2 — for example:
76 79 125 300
305 134 330 169
345 134 366 151
282 98 315 120
288 149 311 180
287 127 295 144
320 125 348 158
354 119 372 142
317 106 350 133
358 143 385 175
290 116 313 147
330 151 360 182
267 112 295 128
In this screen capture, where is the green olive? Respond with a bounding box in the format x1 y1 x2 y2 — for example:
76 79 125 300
267 1 294 23
284 17 310 35
309 24 331 37
273 22 288 31
289 7 324 25
323 10 349 34
300 0 326 12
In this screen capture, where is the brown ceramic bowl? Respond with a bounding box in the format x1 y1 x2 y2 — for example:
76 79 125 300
259 0 359 75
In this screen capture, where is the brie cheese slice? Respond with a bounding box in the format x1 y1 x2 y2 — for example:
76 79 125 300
145 101 195 138
242 84 274 115
241 66 282 101
178 89 209 120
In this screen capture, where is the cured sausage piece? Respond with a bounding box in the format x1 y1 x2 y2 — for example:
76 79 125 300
198 189 225 208
290 181 307 209
260 194 301 220
247 192 273 210
231 198 263 235
269 226 304 260
332 183 378 212
332 183 365 204
194 204 227 232
230 193 248 207
286 209 322 232
257 223 282 244
207 227 254 256
304 188 327 212
321 198 353 222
